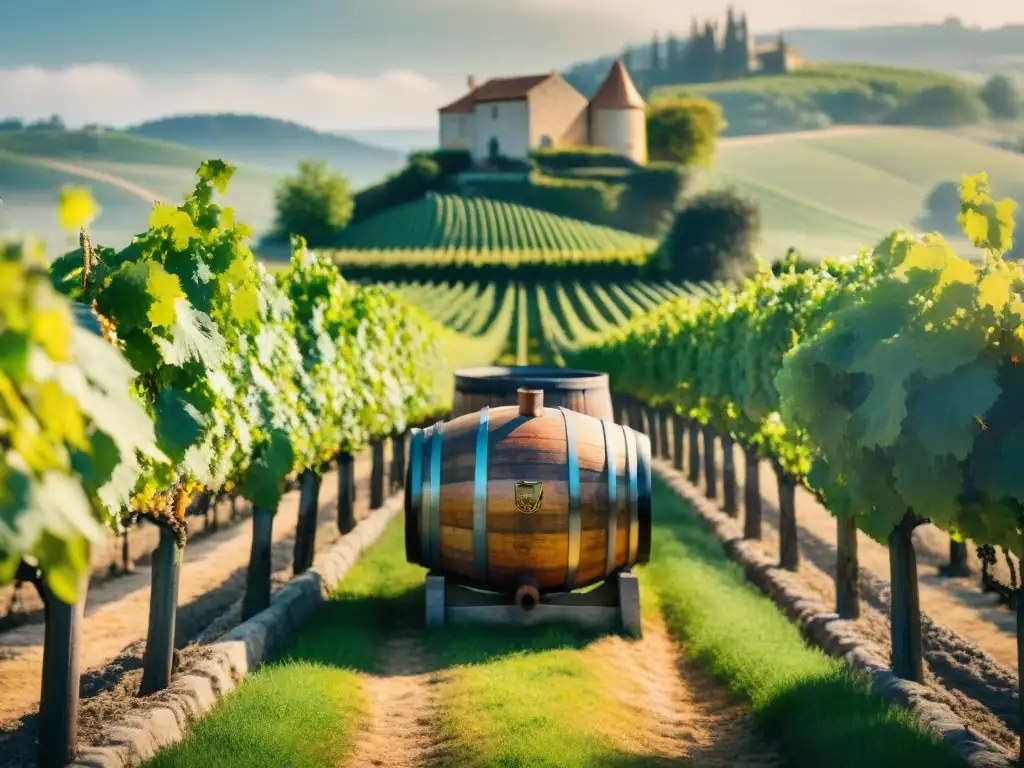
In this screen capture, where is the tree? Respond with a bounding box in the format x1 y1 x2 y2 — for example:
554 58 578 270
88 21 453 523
980 74 1023 120
915 180 962 234
659 188 761 281
646 97 725 168
887 84 986 127
273 160 353 246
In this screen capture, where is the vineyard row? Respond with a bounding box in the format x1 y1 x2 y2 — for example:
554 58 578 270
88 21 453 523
565 174 1024 711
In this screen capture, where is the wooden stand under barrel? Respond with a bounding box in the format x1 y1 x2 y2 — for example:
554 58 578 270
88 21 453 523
406 388 650 636
425 570 641 634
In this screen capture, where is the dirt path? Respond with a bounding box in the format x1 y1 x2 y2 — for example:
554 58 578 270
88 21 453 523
350 636 438 768
16 155 166 204
590 613 781 765
0 456 373 729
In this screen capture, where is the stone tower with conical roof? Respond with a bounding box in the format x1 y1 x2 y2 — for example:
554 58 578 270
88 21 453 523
587 59 647 164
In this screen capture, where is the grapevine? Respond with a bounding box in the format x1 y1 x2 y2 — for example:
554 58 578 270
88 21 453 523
2 161 456 599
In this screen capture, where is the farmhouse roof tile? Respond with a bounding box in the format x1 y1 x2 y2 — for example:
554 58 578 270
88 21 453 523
438 73 555 113
589 60 645 110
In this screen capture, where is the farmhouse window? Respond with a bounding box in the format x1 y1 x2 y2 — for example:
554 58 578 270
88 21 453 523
492 106 499 120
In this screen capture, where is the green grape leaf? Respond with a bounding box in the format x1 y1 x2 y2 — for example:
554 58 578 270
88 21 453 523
240 428 294 510
57 187 99 233
148 204 200 250
892 442 963 526
198 160 235 194
973 424 1024 507
230 284 260 324
146 262 184 328
36 529 92 604
153 300 224 368
848 337 917 449
97 261 152 331
904 360 999 460
0 332 29 378
153 387 207 463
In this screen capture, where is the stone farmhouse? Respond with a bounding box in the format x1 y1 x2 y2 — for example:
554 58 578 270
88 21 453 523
438 60 647 165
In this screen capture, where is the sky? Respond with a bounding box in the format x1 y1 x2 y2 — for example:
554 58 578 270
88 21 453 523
2 0 1023 131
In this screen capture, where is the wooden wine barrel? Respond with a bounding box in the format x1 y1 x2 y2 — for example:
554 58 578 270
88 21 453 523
405 389 651 594
452 366 613 421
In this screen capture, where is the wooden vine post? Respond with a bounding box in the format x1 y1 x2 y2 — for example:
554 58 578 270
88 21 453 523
647 406 661 457
293 469 322 575
941 540 972 577
687 420 701 485
242 504 275 621
720 433 737 516
658 410 671 459
672 414 684 471
337 452 356 534
390 431 406 493
702 425 717 499
774 460 799 571
37 570 88 768
630 400 646 439
140 489 189 695
835 515 860 619
742 445 762 539
370 439 385 510
204 492 217 532
613 397 626 426
889 510 926 681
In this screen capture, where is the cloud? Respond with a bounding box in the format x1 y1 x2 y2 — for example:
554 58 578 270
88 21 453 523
0 64 447 130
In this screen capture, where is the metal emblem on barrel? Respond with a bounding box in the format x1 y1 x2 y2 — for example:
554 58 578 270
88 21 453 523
514 481 544 514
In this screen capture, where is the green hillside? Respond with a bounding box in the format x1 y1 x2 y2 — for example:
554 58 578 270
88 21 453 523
704 126 1024 258
0 129 281 253
333 194 656 259
650 63 983 136
128 114 406 185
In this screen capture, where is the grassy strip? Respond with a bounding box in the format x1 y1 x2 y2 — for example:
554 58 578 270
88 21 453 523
146 523 422 768
647 477 965 768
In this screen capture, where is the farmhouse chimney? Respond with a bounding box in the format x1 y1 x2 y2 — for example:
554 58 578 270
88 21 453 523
467 74 477 91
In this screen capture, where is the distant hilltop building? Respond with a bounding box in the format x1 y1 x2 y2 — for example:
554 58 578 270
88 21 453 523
623 7 801 88
438 60 647 164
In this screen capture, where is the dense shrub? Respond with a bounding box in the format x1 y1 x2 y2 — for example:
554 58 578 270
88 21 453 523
612 163 689 235
646 97 725 167
352 153 442 224
697 92 830 137
886 84 986 127
428 148 473 175
980 74 1023 120
272 160 353 247
915 180 962 234
658 187 761 281
532 147 639 171
771 247 819 275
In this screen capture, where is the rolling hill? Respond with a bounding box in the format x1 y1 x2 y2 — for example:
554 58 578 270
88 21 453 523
327 193 656 267
0 128 284 252
129 114 406 185
705 125 1024 259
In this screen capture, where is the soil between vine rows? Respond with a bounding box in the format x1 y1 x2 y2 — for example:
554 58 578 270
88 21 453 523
0 455 376 768
699 440 1020 750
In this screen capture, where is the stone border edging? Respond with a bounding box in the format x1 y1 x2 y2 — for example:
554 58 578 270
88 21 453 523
70 494 404 768
653 463 1014 768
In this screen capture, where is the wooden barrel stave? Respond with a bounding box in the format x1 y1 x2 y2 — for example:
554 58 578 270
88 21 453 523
406 404 651 594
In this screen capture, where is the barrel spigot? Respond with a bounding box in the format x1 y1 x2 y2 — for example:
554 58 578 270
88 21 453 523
514 580 540 612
